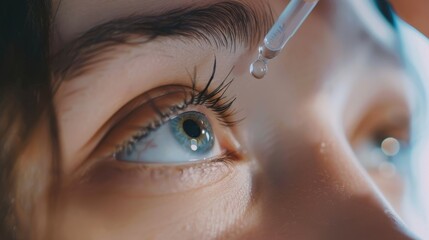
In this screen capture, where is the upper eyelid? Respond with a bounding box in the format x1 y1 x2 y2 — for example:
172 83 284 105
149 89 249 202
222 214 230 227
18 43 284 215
121 62 238 141
51 1 273 82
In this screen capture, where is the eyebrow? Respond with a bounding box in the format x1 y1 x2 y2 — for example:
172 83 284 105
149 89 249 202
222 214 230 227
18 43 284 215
52 1 273 81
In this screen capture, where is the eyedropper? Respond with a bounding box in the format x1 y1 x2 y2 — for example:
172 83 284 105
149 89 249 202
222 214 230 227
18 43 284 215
250 0 319 79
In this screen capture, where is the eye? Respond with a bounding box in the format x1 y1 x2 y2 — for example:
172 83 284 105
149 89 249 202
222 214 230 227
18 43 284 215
349 101 411 213
81 82 241 195
115 111 221 163
355 134 409 176
87 62 240 172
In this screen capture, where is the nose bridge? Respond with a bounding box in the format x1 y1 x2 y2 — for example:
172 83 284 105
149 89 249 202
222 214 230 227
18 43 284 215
248 102 415 239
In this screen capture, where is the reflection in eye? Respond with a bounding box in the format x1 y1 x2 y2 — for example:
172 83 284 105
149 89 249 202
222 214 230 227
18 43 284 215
381 137 401 157
116 111 222 163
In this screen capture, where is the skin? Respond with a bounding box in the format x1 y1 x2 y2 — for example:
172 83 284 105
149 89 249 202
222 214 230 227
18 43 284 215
16 0 425 239
390 0 429 37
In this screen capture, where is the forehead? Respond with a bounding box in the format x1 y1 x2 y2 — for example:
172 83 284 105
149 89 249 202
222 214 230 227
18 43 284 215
52 0 278 47
52 0 409 94
52 0 409 85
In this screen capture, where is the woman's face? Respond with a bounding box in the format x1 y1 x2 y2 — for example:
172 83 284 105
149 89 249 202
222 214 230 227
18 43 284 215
23 0 417 239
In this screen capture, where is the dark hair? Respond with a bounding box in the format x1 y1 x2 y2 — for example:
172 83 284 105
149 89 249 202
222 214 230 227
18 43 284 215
0 0 54 239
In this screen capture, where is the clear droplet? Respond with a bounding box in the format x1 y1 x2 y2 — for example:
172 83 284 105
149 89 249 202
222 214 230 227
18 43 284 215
250 58 268 79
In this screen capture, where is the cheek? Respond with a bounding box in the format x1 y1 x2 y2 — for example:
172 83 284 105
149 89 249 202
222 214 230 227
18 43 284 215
368 169 405 213
50 164 252 240
14 119 57 240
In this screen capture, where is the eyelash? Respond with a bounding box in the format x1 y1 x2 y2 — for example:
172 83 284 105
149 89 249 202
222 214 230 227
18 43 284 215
113 58 239 156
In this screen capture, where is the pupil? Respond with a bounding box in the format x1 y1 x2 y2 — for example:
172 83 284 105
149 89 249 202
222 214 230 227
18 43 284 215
183 119 201 138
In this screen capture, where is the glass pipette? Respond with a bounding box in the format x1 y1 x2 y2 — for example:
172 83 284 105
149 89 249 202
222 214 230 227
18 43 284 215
250 0 319 79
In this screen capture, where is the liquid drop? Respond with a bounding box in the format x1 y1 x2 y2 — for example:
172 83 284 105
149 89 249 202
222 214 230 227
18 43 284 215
250 58 268 79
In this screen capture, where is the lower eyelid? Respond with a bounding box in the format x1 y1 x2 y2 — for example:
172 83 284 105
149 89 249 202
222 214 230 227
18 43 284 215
78 154 237 196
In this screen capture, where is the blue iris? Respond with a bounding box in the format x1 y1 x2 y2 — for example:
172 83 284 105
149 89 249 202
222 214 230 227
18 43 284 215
169 111 214 154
